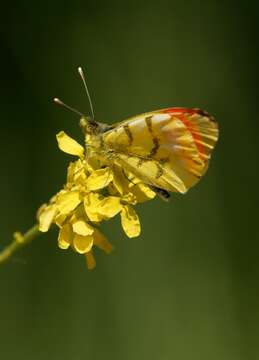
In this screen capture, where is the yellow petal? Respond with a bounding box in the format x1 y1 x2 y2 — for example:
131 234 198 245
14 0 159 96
84 192 101 208
67 159 85 184
86 168 113 191
93 229 113 254
97 196 122 219
56 131 84 157
120 205 141 238
85 251 96 270
84 193 103 222
38 205 57 232
73 171 87 186
67 161 76 183
55 213 67 228
73 234 94 254
58 224 73 249
112 164 129 195
36 203 47 220
56 191 81 215
72 220 94 236
84 194 122 221
130 183 156 203
84 210 102 222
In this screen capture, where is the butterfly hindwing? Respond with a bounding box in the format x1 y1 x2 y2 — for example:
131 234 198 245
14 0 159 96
102 107 219 193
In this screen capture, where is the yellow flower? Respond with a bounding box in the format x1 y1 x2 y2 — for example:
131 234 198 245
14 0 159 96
38 131 156 269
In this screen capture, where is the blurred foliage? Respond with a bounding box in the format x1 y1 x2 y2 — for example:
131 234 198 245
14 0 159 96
0 1 258 359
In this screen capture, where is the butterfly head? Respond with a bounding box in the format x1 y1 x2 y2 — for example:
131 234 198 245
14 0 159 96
79 116 111 135
79 116 98 134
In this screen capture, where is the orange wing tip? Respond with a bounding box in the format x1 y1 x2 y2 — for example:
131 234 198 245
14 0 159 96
163 107 217 123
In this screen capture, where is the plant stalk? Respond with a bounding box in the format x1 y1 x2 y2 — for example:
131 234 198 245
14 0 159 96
0 224 40 264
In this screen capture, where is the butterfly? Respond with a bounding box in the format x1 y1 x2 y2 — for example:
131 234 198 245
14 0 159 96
55 68 219 200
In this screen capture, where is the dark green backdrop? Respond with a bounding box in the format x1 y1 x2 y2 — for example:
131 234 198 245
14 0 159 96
0 1 258 359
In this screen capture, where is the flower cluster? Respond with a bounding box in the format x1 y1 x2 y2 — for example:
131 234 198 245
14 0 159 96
37 131 156 269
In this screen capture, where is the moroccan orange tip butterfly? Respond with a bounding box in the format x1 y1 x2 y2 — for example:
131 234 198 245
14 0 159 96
54 67 219 200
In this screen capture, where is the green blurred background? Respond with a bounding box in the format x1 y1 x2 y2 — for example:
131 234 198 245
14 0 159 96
0 1 258 359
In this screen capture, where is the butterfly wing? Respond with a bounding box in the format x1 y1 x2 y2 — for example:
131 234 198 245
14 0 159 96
102 107 219 193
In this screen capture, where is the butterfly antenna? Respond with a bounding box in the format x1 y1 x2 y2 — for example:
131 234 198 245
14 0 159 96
53 98 84 117
78 66 95 120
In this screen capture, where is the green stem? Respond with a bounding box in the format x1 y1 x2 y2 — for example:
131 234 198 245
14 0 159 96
0 224 40 264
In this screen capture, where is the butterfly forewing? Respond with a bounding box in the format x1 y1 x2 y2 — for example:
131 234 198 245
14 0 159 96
102 108 219 193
